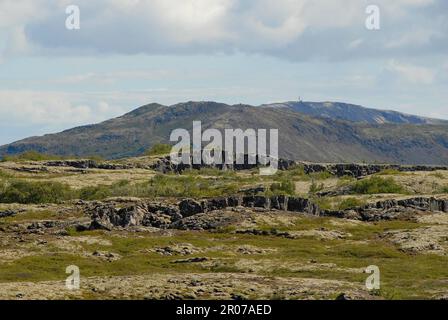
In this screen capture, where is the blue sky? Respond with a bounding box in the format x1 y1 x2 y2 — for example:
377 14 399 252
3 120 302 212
0 0 447 145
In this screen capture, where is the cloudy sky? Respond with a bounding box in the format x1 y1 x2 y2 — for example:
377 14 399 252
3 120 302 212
0 0 447 145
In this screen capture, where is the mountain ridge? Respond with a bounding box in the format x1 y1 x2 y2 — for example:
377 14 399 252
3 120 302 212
1 101 448 165
260 101 446 125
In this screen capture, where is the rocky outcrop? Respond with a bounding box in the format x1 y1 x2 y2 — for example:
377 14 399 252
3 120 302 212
12 166 49 173
150 155 295 174
364 197 448 212
322 197 448 221
0 210 17 218
43 158 448 179
179 199 204 217
239 185 266 195
286 197 320 215
86 195 448 230
44 160 133 170
88 202 181 230
302 163 448 178
178 195 317 215
171 210 245 231
152 159 448 177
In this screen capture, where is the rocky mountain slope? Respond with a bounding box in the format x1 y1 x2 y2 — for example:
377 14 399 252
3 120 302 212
262 101 446 125
1 101 448 164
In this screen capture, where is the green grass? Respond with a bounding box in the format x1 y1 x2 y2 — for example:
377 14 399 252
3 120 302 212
376 169 402 175
309 171 334 180
429 172 445 179
181 167 237 178
268 179 295 196
0 170 12 179
337 197 366 210
336 175 356 187
0 172 259 203
78 174 247 200
0 179 72 204
351 176 405 194
0 151 67 162
309 180 324 194
272 166 334 182
146 143 172 156
307 196 367 211
311 196 332 210
0 210 60 223
0 216 446 299
0 151 104 163
1 158 446 299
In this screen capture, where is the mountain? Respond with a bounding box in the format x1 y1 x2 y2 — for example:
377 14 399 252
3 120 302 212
1 101 448 165
261 101 446 125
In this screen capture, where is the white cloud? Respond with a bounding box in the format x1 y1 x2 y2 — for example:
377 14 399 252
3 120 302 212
3 26 33 56
443 61 448 70
51 69 176 85
0 85 278 132
0 0 442 61
385 29 439 49
0 90 125 126
387 60 435 84
348 38 364 50
0 0 46 28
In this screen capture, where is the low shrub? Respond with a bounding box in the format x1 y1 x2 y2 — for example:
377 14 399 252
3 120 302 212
0 180 72 204
274 166 306 181
351 176 405 194
312 196 332 210
1 151 65 162
430 172 445 179
270 179 295 195
377 169 401 175
0 151 101 162
77 175 242 200
146 143 172 156
309 180 324 194
337 197 366 210
309 171 333 180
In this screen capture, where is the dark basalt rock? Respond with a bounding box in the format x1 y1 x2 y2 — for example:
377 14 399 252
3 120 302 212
287 197 320 215
0 210 17 218
179 199 204 217
361 197 448 213
302 163 448 178
89 219 112 231
161 160 446 179
253 196 269 208
227 196 242 207
239 185 266 195
242 196 255 207
270 195 288 210
88 202 181 230
142 213 173 228
45 160 132 170
205 197 229 211
150 154 296 174
170 210 244 231
44 156 448 181
86 195 448 231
